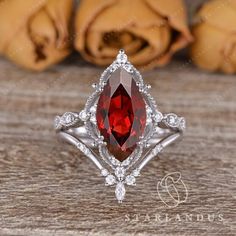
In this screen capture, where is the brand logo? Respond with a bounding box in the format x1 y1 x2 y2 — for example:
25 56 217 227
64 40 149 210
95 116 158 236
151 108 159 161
157 172 188 208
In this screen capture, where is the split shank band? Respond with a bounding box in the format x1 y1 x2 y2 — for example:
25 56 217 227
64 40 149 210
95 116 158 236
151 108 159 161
55 112 184 172
54 50 185 202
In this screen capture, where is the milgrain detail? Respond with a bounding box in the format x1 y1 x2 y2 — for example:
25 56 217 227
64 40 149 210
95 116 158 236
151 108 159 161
55 50 185 203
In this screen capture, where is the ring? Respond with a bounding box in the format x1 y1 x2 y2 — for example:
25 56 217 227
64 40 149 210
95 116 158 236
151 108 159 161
54 49 186 203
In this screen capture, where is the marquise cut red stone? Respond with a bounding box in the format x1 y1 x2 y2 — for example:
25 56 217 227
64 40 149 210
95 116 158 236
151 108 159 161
96 68 146 161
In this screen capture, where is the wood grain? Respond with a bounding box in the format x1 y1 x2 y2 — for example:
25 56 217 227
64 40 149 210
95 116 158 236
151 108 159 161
0 56 235 236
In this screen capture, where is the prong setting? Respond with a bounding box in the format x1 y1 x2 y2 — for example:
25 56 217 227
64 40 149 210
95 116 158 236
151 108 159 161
55 50 185 203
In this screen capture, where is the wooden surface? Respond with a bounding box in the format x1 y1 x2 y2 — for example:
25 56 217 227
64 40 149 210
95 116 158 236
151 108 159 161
0 56 236 236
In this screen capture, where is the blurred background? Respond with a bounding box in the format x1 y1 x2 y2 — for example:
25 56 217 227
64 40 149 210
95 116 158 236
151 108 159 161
1 0 234 74
0 0 219 73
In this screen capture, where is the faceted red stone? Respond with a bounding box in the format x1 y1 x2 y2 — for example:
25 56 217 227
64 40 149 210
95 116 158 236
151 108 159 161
96 68 146 161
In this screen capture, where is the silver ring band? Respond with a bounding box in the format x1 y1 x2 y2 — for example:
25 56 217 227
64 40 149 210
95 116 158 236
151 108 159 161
54 50 186 203
57 115 183 171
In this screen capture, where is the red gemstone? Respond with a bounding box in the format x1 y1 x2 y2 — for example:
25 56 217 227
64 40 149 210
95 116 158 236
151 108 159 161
96 68 146 161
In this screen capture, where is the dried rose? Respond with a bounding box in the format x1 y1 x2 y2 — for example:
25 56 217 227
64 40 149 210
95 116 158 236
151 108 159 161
0 0 73 71
190 0 236 74
74 0 192 70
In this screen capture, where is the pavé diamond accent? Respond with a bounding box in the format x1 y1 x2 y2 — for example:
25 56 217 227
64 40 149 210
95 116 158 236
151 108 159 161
101 168 109 177
115 166 125 179
54 116 61 130
79 110 89 121
125 175 136 185
115 182 126 203
164 113 179 127
154 111 163 123
132 169 140 177
105 174 116 185
55 50 185 203
62 112 75 124
116 52 127 64
179 117 186 130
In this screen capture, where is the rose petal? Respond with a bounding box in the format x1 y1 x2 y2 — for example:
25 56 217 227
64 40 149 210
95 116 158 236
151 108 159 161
6 26 70 71
100 34 143 57
75 0 166 58
75 0 115 52
84 31 141 64
221 34 236 73
146 0 193 61
0 0 72 71
46 0 73 48
75 0 192 69
5 27 41 70
197 0 236 32
128 26 170 66
0 0 45 52
190 23 227 72
30 9 57 46
146 0 192 40
90 0 165 31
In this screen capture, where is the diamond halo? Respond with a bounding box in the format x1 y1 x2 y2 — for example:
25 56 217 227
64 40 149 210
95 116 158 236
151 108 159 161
55 50 185 203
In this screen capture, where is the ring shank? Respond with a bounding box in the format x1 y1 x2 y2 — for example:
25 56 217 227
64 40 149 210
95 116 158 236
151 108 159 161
58 131 104 170
58 125 181 148
55 108 185 172
57 123 182 171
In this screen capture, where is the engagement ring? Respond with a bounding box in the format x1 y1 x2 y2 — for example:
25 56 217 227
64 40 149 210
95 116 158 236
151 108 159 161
54 50 186 203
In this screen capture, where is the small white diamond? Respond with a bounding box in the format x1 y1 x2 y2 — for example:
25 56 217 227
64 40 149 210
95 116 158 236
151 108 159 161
132 169 140 177
154 112 163 123
115 182 126 203
76 142 87 153
111 158 120 165
179 118 186 130
121 159 130 166
117 53 128 64
165 114 179 127
60 112 79 126
105 174 116 185
125 175 136 186
152 145 162 156
115 167 125 179
146 118 152 124
146 106 152 114
169 116 176 124
146 106 153 124
90 115 97 124
79 110 88 121
62 112 75 124
92 83 97 89
123 63 133 72
101 169 109 177
54 116 61 129
110 63 119 72
90 106 97 114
